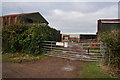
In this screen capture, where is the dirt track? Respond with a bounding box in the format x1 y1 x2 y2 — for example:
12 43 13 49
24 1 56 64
2 56 90 78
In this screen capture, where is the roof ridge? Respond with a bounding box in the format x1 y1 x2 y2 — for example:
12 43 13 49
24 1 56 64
2 12 39 17
99 19 120 21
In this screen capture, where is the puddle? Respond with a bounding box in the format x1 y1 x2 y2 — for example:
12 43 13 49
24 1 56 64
62 65 75 71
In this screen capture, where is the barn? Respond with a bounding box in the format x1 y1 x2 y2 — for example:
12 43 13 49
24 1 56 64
0 12 49 27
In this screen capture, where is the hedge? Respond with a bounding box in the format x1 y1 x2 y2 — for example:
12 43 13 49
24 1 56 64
100 30 120 69
2 24 60 54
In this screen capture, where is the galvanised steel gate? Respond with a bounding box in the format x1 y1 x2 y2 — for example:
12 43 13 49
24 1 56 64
42 41 106 62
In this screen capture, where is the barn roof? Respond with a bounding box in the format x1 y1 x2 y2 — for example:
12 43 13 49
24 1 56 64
1 12 49 24
98 19 120 23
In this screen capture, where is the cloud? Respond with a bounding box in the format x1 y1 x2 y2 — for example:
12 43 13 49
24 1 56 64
2 0 120 2
45 3 118 33
50 9 84 22
2 2 118 33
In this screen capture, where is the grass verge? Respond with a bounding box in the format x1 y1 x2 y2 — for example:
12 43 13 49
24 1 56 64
3 58 17 62
80 62 112 78
2 53 48 62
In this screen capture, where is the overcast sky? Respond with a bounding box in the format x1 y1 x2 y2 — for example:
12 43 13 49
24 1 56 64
1 2 119 34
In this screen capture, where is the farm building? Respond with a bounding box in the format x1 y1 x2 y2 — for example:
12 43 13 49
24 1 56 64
97 19 120 35
97 19 120 40
0 12 49 27
62 33 97 43
69 34 80 42
62 34 70 42
79 34 97 42
62 34 80 42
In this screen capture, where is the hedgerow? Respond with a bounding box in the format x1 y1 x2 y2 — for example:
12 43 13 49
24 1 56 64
2 24 60 54
100 30 120 71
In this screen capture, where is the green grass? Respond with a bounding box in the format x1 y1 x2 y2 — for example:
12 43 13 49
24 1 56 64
35 54 47 59
2 53 48 62
50 47 64 54
3 58 17 62
89 48 100 50
80 62 112 78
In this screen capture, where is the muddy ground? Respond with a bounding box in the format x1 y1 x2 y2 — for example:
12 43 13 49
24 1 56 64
2 56 90 78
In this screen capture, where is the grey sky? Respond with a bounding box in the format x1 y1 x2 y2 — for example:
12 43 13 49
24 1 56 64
2 2 118 34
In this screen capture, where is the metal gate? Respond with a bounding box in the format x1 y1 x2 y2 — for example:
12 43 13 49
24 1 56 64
42 41 106 62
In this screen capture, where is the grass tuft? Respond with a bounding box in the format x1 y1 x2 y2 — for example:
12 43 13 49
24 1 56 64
80 62 112 78
2 53 48 62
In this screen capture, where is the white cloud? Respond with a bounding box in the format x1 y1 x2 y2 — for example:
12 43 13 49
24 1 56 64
51 9 84 22
2 0 120 2
1 2 118 33
45 3 118 33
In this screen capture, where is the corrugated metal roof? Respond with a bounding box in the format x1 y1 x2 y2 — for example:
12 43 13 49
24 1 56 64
2 12 39 17
100 19 120 21
1 12 49 25
101 21 120 23
99 19 120 23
